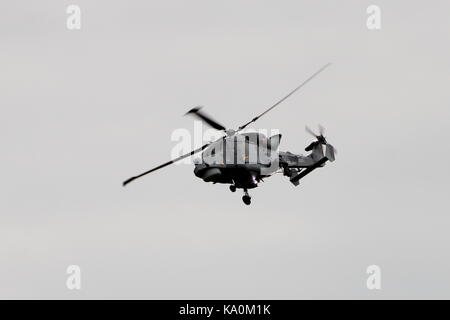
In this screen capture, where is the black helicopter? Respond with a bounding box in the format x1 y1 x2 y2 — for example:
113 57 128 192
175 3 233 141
123 64 336 205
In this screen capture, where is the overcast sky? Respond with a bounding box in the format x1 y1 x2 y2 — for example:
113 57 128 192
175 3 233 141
1 0 450 299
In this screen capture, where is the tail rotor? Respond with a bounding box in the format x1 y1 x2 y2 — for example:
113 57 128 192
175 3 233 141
305 125 336 162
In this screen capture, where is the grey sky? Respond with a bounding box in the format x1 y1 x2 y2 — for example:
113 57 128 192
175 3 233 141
1 0 450 299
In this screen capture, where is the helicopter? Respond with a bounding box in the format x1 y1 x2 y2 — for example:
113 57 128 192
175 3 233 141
123 63 336 205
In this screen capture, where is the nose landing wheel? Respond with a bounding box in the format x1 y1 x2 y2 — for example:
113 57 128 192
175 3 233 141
242 189 251 205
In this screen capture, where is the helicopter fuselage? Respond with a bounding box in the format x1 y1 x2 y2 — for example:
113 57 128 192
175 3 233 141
193 132 280 189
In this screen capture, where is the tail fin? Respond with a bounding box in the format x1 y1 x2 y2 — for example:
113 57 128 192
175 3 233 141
325 143 335 162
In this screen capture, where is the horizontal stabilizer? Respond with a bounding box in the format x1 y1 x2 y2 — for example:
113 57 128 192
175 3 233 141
290 157 328 186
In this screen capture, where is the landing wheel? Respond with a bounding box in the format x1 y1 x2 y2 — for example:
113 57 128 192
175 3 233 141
229 185 236 192
242 195 251 205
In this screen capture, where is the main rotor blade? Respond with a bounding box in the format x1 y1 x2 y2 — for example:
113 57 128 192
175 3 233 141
122 143 210 187
185 106 227 131
305 125 318 138
238 63 331 131
318 124 325 136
